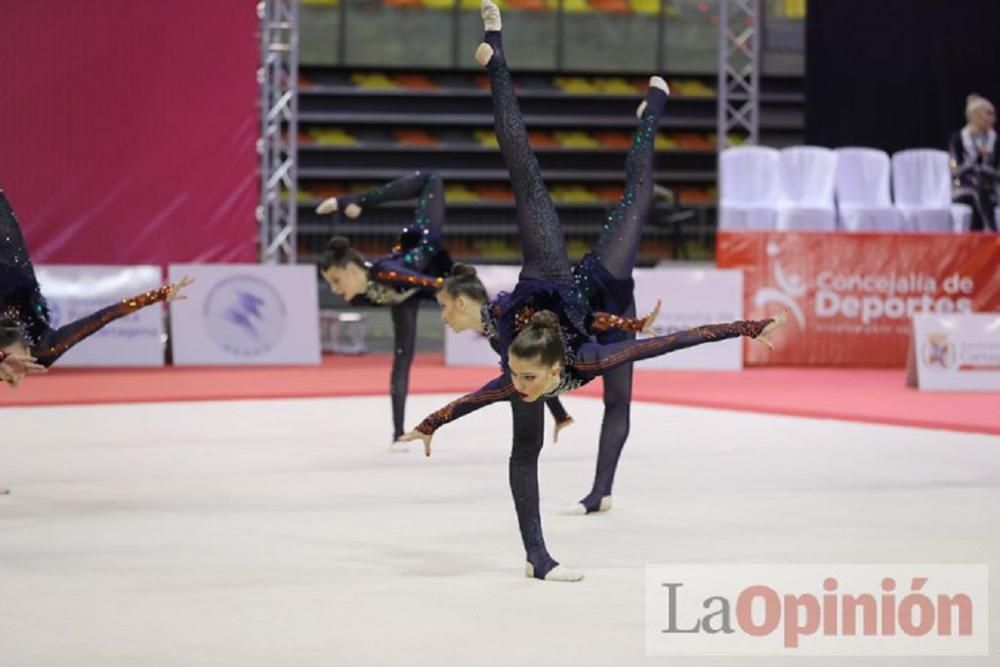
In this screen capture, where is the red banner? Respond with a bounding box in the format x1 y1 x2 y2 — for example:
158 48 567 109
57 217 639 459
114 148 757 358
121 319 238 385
716 232 1000 367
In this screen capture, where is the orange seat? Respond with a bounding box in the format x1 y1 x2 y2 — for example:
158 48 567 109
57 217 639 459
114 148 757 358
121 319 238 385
506 0 549 9
674 132 714 150
589 0 631 13
393 73 438 90
527 131 558 147
676 187 715 204
593 185 625 201
393 129 440 146
473 184 515 201
594 131 632 148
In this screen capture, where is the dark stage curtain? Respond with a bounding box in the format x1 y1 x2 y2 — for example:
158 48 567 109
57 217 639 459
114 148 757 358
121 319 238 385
806 0 1000 154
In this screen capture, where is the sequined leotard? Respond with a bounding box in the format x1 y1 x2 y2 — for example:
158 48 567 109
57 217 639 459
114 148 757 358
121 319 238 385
332 171 573 440
0 191 178 368
410 30 775 579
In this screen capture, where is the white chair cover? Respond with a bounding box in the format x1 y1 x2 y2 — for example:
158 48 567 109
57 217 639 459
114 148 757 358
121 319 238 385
718 146 780 231
776 146 838 231
891 149 960 233
952 203 973 233
834 147 901 231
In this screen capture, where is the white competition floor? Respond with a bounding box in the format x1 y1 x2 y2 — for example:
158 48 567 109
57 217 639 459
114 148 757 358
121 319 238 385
2 395 998 666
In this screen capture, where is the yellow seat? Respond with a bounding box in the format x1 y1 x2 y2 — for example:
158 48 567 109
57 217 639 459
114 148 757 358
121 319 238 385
461 0 507 7
593 77 637 94
476 239 521 260
443 185 479 202
629 0 659 14
554 131 600 148
565 239 591 259
784 0 806 20
655 133 679 150
551 185 598 203
669 79 715 97
350 73 399 90
310 129 358 146
554 76 599 94
281 188 314 203
473 129 499 148
685 80 715 97
562 0 592 13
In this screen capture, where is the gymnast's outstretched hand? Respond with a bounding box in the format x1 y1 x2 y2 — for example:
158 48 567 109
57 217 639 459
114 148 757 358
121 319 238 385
0 352 46 388
398 429 433 457
2 352 46 377
553 415 574 444
754 309 789 350
640 299 662 335
167 275 195 302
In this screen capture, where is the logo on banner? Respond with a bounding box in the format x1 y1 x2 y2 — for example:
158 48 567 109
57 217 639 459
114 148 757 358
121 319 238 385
752 240 807 328
203 275 287 357
750 239 978 331
921 332 957 371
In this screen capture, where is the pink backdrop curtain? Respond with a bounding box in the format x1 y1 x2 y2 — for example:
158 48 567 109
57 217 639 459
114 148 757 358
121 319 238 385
0 1 259 264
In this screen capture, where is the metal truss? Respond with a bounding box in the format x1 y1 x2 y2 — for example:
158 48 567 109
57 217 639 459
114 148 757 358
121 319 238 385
717 0 761 150
258 0 299 264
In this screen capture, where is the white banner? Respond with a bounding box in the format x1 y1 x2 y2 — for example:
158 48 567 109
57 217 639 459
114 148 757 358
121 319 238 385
168 264 320 366
908 313 1000 391
34 265 165 367
635 267 743 370
444 266 743 370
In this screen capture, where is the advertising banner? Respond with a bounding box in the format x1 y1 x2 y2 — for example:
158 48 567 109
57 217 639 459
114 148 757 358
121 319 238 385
908 313 1000 391
168 264 320 366
716 232 1000 366
35 265 165 367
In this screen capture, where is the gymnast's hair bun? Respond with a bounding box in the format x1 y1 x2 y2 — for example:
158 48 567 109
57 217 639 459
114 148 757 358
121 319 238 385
529 310 560 331
451 263 478 278
510 309 564 366
328 236 352 251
